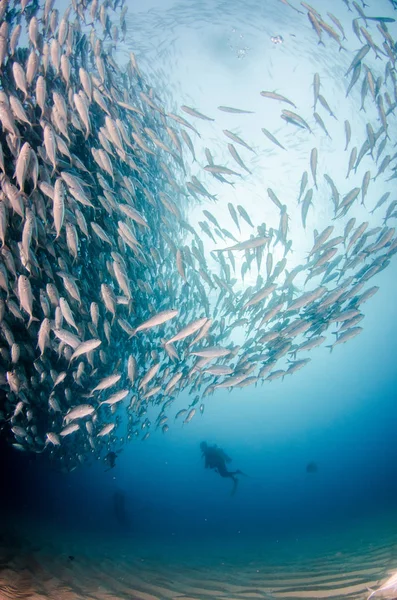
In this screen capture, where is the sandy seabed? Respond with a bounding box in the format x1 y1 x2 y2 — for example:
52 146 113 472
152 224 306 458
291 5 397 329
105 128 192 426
1 513 397 600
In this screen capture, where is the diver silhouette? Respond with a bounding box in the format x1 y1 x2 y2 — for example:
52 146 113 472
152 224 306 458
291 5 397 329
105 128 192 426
200 441 244 495
104 450 122 471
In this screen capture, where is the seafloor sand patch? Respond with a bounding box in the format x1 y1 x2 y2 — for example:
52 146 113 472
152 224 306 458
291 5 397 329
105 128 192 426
1 516 397 600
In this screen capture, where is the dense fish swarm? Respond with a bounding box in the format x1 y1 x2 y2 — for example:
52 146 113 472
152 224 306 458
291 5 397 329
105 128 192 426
0 0 396 470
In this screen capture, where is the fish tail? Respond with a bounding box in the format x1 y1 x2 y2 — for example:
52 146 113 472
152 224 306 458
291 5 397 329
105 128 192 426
27 315 40 329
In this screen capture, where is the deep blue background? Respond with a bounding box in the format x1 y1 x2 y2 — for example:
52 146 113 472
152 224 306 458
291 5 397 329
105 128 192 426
2 262 397 550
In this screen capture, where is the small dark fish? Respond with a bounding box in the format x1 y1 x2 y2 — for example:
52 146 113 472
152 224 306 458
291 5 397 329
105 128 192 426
260 90 297 108
306 462 318 473
181 105 214 121
261 127 286 150
318 94 337 119
345 45 370 77
281 109 312 132
358 16 396 23
313 112 331 138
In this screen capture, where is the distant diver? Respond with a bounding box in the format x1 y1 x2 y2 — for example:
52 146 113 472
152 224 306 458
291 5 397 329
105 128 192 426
200 441 244 495
104 450 122 471
306 461 318 473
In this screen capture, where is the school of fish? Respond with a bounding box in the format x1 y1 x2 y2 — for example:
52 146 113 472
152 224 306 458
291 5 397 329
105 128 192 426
0 0 396 470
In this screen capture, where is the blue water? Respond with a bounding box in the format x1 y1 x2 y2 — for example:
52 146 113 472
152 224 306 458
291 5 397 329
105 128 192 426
4 258 397 548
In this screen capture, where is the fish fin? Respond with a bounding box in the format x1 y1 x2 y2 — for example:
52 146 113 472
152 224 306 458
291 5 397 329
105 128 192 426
366 587 376 600
325 345 333 353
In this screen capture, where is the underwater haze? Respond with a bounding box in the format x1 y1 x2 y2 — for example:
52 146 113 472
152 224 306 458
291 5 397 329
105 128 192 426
1 0 397 598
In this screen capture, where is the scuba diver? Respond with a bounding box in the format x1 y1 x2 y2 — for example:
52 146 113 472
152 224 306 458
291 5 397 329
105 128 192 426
104 450 122 471
200 441 244 495
306 461 318 474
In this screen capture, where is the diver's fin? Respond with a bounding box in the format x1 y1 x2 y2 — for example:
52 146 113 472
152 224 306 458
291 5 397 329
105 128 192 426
236 469 248 477
231 478 239 496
